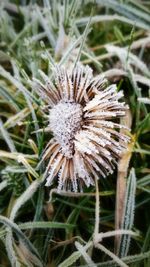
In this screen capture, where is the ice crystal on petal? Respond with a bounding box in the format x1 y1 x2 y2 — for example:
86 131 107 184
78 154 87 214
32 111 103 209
33 64 130 192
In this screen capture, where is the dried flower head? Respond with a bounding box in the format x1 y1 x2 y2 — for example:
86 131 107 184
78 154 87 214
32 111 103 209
33 65 129 192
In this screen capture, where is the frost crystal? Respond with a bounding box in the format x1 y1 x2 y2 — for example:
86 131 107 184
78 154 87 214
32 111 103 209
49 101 82 158
34 64 130 192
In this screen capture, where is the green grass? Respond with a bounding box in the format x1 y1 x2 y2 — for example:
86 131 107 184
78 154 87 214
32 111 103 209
0 0 150 266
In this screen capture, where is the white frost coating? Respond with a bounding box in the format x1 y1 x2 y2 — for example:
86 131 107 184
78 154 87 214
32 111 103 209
45 154 63 186
49 101 83 158
84 111 125 118
74 131 99 154
76 66 93 102
73 152 92 187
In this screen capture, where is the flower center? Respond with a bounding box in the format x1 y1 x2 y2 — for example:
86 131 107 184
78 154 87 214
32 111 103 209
49 101 83 158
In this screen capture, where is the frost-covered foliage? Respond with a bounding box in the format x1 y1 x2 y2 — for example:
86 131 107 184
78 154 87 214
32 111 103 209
0 0 150 267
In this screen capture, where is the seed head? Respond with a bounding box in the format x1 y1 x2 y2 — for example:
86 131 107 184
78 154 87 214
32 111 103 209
33 65 129 192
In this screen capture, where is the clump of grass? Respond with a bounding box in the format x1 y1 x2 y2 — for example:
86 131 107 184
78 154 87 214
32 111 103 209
0 1 150 267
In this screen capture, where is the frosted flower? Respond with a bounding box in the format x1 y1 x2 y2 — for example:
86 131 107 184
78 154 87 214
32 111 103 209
33 65 129 192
